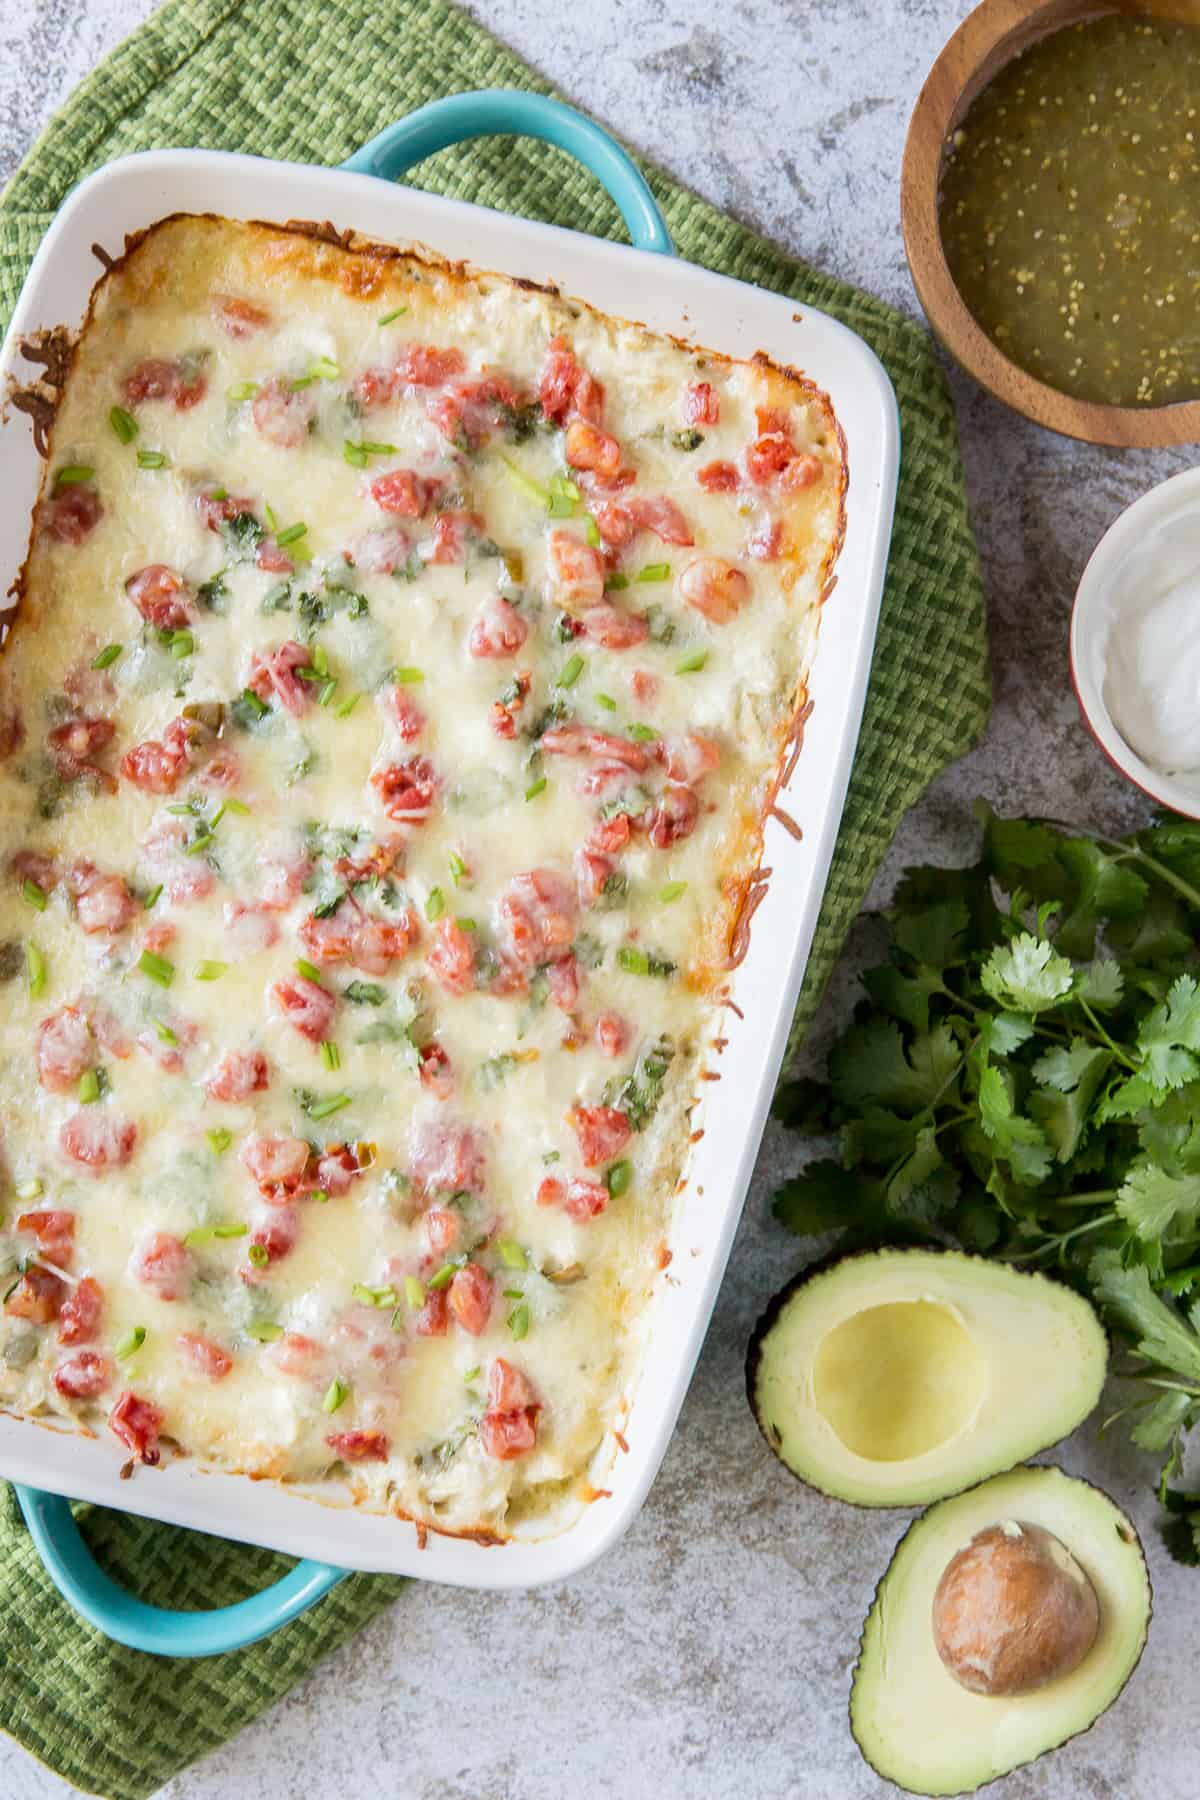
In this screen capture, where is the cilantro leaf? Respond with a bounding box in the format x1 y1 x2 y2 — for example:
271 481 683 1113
985 1012 1036 1056
842 1106 922 1168
1117 1161 1200 1242
977 1065 1053 1183
829 1020 960 1115
771 1077 832 1133
892 899 969 970
860 962 943 1035
1053 838 1148 959
1079 958 1124 1009
1032 1039 1106 1093
980 933 1074 1013
1137 975 1200 1091
772 1161 866 1236
1090 1250 1200 1384
1029 1044 1109 1164
1131 1388 1196 1454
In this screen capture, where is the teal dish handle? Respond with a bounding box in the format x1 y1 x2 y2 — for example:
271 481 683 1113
341 89 674 257
14 1485 346 1657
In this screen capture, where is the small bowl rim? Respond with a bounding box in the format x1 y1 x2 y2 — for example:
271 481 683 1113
901 0 1200 448
1070 466 1200 821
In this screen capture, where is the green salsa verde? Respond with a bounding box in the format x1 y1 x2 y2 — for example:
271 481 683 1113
939 14 1200 407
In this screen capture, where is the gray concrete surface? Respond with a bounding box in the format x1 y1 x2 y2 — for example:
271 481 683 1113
0 1 1194 1796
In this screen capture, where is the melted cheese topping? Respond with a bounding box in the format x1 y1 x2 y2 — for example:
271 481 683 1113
0 217 844 1538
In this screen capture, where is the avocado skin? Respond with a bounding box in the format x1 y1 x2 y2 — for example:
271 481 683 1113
848 1466 1152 1797
744 1245 1110 1507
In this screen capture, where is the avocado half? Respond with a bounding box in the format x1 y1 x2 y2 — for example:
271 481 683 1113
850 1466 1151 1796
746 1249 1107 1506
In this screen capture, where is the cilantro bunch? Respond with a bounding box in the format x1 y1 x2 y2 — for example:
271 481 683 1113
772 803 1200 1557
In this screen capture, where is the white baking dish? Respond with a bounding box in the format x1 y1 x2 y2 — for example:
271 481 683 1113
0 98 898 1609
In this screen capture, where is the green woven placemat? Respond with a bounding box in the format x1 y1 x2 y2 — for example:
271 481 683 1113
0 3 988 1794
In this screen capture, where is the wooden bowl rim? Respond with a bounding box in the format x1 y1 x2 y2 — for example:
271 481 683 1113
901 0 1200 446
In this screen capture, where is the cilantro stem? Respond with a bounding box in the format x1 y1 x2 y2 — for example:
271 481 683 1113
1076 997 1138 1071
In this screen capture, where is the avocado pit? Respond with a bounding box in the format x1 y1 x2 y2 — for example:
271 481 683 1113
931 1520 1100 1697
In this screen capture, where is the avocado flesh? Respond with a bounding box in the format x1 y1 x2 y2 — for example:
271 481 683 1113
747 1249 1107 1506
851 1467 1150 1796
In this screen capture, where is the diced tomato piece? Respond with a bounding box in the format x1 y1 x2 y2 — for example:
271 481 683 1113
17 1208 75 1265
547 529 606 607
468 595 528 659
570 1104 632 1167
497 868 578 967
42 482 103 545
409 1118 488 1194
426 510 484 564
120 734 190 795
73 868 136 935
352 911 420 975
60 1110 137 1174
128 1230 192 1301
5 1266 65 1322
537 1173 609 1221
488 1358 537 1413
140 820 215 905
594 496 693 548
427 374 521 450
57 1275 103 1344
267 1330 326 1377
54 1351 112 1399
581 604 650 651
256 850 312 912
383 685 426 740
395 344 465 387
205 1048 270 1103
369 468 440 517
684 381 719 426
298 909 353 964
697 460 739 493
242 1205 300 1279
564 418 621 480
351 525 411 574
143 922 177 957
631 670 658 707
547 953 580 1012
312 1145 366 1198
424 1204 460 1255
575 848 612 905
241 1133 312 1200
748 518 785 561
371 755 438 825
589 814 633 854
48 718 117 790
11 849 58 891
414 1287 449 1336
223 901 280 955
271 974 337 1042
745 432 797 486
36 1007 94 1093
195 488 257 532
479 1408 538 1459
247 639 314 717
538 336 603 426
255 538 294 575
108 1390 163 1465
325 1429 389 1463
596 1012 630 1057
125 564 195 630
540 725 650 771
251 375 315 447
427 917 475 995
177 1332 234 1381
418 1042 455 1101
665 733 721 784
123 357 206 409
213 295 271 337
679 556 750 624
780 452 822 492
354 365 396 409
448 1262 493 1336
332 838 405 886
79 993 133 1060
648 783 700 848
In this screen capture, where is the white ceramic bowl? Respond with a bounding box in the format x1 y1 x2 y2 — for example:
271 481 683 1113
1070 467 1200 821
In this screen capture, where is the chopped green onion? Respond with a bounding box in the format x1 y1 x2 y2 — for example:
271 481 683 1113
449 852 466 885
361 441 399 456
275 521 307 547
223 797 252 817
322 1376 349 1414
342 441 369 468
659 880 688 903
311 643 329 677
185 1221 247 1245
378 306 408 324
497 1239 528 1270
628 723 660 742
206 1128 233 1155
91 643 123 670
617 946 650 976
605 1159 632 1199
26 942 46 999
246 1319 283 1340
185 831 215 857
209 804 228 831
425 887 445 923
264 503 279 532
508 1301 531 1341
138 949 175 988
54 464 93 488
21 879 46 912
289 374 316 391
295 958 324 984
227 381 259 402
154 1021 177 1046
238 687 270 720
525 776 547 802
464 1365 480 1383
143 884 163 911
247 1243 270 1268
503 457 549 505
308 355 341 381
457 917 476 932
335 692 361 719
320 1040 341 1072
546 472 581 518
308 1093 351 1121
210 486 228 502
427 1261 460 1292
318 679 338 707
605 572 630 592
404 1275 425 1309
170 630 194 659
15 1180 43 1202
108 406 138 443
78 1069 100 1104
675 650 708 675
136 449 168 470
352 1282 398 1309
115 1326 146 1360
557 653 585 689
583 513 601 549
595 692 617 712
637 562 671 583
392 666 424 684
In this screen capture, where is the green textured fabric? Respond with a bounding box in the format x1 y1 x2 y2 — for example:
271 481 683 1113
0 2 989 1794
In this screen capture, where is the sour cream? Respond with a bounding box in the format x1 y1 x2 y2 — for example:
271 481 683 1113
1100 505 1200 792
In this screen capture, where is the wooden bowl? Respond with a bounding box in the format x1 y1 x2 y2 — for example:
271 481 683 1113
901 0 1200 446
